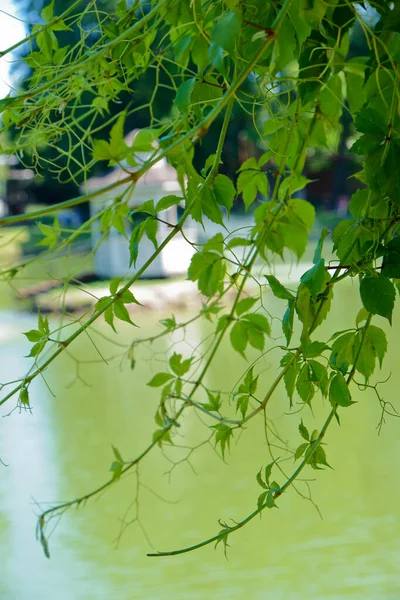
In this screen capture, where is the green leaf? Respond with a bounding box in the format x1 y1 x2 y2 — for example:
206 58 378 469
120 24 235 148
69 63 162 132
147 372 175 387
145 218 158 250
241 313 270 334
246 327 265 350
236 297 258 316
353 329 376 381
257 491 268 510
284 362 298 405
19 387 30 406
213 174 236 215
329 372 353 407
349 134 382 156
303 341 330 358
109 278 120 296
131 129 159 152
175 78 196 113
169 352 193 377
299 420 310 441
26 342 43 358
296 364 314 404
160 316 176 331
272 15 296 73
348 189 369 220
212 423 234 458
112 445 123 463
280 221 308 261
38 313 49 335
203 391 222 412
294 442 309 461
256 468 268 490
111 210 126 236
192 77 223 111
109 112 128 159
227 237 252 249
201 187 224 225
330 331 355 373
300 259 327 298
367 325 387 368
320 74 343 121
152 428 173 447
308 360 329 397
264 461 274 486
156 195 183 212
243 367 258 394
237 169 268 209
114 300 136 326
208 42 225 74
95 297 111 313
360 275 396 324
278 175 312 203
295 284 314 341
265 493 277 509
356 307 369 327
129 221 146 267
236 394 249 418
238 157 258 172
41 0 54 22
37 221 59 249
92 139 112 161
110 460 123 482
134 200 156 217
212 11 242 54
308 445 331 470
269 481 280 493
288 2 312 45
382 238 400 278
313 227 330 264
290 199 315 231
230 321 248 355
353 324 388 381
104 305 116 332
188 251 225 297
299 0 328 27
265 275 295 300
282 301 295 346
355 106 387 136
121 290 141 305
191 35 209 71
382 251 400 279
344 65 365 113
24 329 43 343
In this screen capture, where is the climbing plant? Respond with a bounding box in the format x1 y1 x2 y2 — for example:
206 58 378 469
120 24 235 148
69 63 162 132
1 0 400 558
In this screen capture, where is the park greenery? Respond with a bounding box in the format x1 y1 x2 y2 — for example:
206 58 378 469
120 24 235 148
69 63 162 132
1 0 400 558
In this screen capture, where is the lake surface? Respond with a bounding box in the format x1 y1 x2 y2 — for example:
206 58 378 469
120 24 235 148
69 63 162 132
0 272 399 599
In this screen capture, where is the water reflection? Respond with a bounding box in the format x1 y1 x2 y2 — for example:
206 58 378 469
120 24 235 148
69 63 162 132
0 281 399 599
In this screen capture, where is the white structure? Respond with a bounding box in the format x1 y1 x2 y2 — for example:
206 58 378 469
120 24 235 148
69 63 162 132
85 136 197 279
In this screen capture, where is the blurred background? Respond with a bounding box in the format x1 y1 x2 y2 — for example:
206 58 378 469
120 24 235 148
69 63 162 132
1 2 400 599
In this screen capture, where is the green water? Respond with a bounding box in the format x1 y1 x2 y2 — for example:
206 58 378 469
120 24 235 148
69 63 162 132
0 278 399 599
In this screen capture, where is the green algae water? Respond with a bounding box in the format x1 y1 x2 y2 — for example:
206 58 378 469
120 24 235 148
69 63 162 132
0 277 399 599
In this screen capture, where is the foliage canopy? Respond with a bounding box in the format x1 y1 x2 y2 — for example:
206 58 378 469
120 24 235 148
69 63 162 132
1 0 400 558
